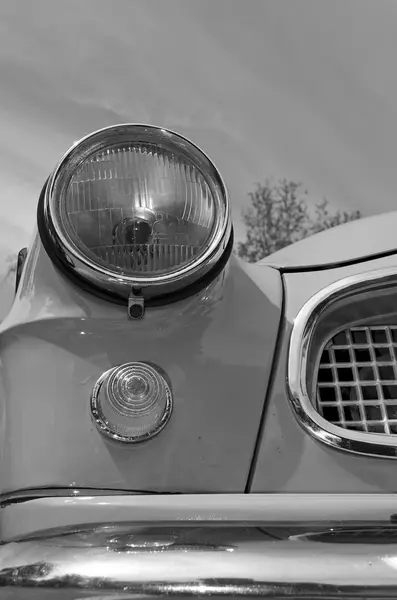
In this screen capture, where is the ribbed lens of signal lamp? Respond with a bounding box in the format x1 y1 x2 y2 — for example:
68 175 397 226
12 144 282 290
92 363 172 442
61 144 215 276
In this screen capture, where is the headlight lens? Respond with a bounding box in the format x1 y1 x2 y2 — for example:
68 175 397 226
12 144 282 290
63 144 215 275
42 124 231 299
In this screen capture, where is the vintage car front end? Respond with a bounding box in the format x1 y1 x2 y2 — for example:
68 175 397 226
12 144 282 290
2 123 397 597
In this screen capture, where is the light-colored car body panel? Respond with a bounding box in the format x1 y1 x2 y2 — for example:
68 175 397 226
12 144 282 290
251 252 397 492
261 211 397 269
0 238 282 494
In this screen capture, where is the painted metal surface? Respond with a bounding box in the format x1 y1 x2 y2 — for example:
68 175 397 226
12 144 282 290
4 493 397 542
0 238 282 494
261 211 397 270
250 253 397 493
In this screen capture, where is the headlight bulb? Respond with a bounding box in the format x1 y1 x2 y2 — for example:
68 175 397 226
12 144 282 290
113 217 153 246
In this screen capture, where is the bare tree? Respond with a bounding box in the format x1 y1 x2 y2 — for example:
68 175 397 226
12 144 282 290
237 179 361 263
5 254 17 276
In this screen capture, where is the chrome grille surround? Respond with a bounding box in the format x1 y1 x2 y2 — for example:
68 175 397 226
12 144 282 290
287 268 397 458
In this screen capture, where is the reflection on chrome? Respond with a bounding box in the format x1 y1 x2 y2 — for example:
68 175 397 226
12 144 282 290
4 494 397 597
3 523 397 597
290 526 397 544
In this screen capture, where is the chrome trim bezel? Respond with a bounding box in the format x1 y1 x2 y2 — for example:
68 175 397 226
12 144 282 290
91 362 173 443
41 123 231 300
5 518 397 598
4 494 397 597
288 267 397 458
5 493 397 541
0 488 140 507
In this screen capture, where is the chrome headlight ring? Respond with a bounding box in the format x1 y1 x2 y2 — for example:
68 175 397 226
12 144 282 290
38 124 233 309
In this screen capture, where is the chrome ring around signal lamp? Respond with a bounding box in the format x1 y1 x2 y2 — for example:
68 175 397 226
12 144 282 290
287 267 397 459
40 124 231 300
91 362 173 444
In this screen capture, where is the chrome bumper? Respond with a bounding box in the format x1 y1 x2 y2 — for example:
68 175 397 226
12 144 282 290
2 493 397 598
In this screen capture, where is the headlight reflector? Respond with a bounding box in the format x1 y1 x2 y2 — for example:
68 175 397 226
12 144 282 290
42 125 231 299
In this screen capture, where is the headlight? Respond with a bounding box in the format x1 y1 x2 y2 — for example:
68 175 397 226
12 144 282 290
39 124 231 307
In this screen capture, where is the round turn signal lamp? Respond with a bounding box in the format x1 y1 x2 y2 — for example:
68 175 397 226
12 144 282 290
91 362 173 443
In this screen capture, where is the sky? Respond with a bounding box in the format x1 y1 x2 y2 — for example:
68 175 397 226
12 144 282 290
1 0 397 265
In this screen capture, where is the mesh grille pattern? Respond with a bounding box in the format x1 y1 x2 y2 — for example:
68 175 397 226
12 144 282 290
316 326 397 434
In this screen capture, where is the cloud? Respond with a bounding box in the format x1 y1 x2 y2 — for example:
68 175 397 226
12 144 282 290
1 0 397 247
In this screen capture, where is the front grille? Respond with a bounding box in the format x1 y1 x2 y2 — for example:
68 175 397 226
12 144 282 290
316 326 397 434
